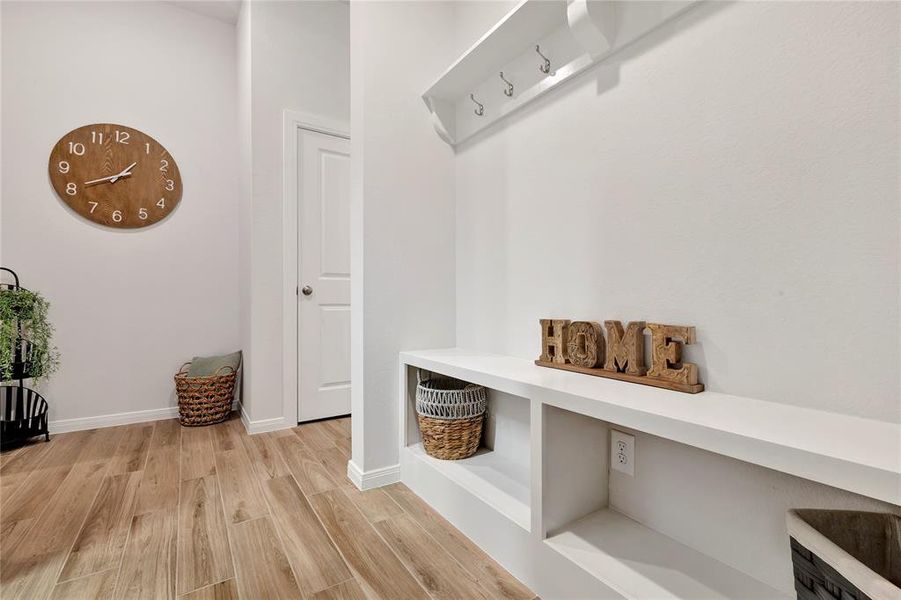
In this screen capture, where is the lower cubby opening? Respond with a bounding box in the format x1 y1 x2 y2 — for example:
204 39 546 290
540 404 787 599
404 367 531 530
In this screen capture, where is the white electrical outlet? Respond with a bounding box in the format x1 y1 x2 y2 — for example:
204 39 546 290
611 430 635 476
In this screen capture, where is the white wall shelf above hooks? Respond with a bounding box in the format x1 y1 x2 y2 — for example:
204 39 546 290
422 0 698 147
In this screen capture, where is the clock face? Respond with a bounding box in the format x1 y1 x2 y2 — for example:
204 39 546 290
48 123 182 228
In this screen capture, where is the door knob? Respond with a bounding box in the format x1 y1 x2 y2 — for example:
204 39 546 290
301 286 313 296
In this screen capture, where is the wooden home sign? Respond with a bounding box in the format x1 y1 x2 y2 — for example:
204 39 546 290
536 319 704 393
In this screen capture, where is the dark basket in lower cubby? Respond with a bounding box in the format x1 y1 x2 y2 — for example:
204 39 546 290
0 385 49 447
787 509 900 600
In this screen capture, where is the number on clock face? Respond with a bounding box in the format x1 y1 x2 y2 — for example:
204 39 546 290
48 123 182 228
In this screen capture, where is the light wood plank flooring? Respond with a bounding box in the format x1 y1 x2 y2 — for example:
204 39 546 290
0 415 534 599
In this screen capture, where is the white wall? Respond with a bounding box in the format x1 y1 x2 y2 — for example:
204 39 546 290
451 0 900 592
350 1 457 473
455 0 900 424
241 0 349 425
237 0 254 419
1 1 239 424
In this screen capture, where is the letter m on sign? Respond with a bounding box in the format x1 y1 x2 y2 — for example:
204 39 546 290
603 320 647 375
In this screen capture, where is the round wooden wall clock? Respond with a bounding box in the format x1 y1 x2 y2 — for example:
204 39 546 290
48 124 182 228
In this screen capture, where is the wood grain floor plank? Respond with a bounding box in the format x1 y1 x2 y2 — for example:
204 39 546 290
316 418 347 444
2 463 72 523
50 568 118 600
114 508 177 600
320 418 350 443
179 578 239 600
0 446 20 467
135 446 179 516
318 446 354 488
108 422 154 474
210 417 243 452
319 419 352 458
1 439 54 493
335 417 351 437
332 434 352 459
1 430 98 524
243 433 290 481
0 459 108 600
262 475 351 595
214 448 269 524
1 431 84 496
309 489 428 600
153 418 182 448
134 421 181 516
229 517 302 600
274 433 339 495
0 517 34 558
383 483 534 600
375 513 493 599
294 421 337 451
343 486 404 524
76 426 127 463
58 471 142 582
268 428 295 439
181 426 216 481
177 475 234 594
311 579 367 600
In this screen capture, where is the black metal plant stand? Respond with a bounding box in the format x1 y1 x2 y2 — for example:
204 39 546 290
0 268 49 448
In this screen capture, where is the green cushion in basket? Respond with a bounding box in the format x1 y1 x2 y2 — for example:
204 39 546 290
187 351 242 377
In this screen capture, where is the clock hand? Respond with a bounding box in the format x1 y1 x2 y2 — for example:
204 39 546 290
84 162 137 186
109 162 137 184
84 174 122 185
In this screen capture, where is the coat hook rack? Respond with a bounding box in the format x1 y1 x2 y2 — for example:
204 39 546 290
499 72 514 97
535 45 551 74
469 93 484 116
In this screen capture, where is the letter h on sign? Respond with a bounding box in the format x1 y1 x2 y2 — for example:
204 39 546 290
539 319 570 364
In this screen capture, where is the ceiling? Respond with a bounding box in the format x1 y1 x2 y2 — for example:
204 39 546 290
168 0 241 25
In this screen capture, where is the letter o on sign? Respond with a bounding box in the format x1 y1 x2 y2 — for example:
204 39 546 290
566 321 603 368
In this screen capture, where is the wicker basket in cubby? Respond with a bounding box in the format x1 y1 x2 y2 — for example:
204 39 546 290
415 372 486 460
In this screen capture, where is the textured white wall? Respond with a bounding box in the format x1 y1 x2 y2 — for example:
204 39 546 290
456 0 900 423
242 0 349 423
1 1 240 424
451 1 900 592
350 1 457 472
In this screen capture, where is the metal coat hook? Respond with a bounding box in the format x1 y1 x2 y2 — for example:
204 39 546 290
536 45 551 74
469 94 484 116
499 72 514 97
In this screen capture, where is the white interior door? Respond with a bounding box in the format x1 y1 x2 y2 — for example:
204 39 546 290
298 128 351 422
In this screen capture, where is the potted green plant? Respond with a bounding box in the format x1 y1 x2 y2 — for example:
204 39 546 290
0 284 59 383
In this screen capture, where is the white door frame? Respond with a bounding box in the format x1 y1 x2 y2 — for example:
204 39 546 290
282 109 350 427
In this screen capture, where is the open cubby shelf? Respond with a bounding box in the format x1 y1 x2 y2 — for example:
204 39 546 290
401 376 532 531
398 348 898 599
545 508 783 599
405 443 531 531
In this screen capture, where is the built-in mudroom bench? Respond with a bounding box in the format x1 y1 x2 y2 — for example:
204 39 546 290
398 348 901 599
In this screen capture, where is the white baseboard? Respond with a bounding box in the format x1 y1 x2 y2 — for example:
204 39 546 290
48 402 291 436
239 406 293 435
50 406 179 434
348 459 400 490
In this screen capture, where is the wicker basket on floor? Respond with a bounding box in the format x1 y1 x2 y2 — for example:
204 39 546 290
416 372 486 460
174 363 236 426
